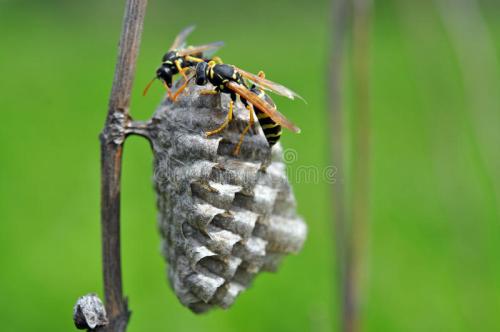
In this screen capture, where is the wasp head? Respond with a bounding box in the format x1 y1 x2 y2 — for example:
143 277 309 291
156 66 173 88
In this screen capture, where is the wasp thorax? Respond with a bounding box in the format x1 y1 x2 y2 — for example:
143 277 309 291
195 61 209 86
150 80 307 313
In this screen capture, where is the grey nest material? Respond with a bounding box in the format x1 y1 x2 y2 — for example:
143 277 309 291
73 293 108 330
149 82 307 313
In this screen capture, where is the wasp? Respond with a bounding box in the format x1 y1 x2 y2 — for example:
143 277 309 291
143 26 223 100
193 59 303 154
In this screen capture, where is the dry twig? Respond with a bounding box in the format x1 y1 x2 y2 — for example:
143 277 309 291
98 0 148 331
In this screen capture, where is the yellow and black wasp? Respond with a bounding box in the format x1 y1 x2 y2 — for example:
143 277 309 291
143 26 223 100
193 59 303 154
145 27 304 154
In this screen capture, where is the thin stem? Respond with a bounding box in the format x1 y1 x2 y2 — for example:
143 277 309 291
436 0 500 212
328 0 350 331
99 0 148 331
347 0 372 331
108 0 149 114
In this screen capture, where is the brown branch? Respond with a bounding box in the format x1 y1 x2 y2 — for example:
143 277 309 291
347 0 372 331
329 0 372 331
99 0 148 331
327 0 351 331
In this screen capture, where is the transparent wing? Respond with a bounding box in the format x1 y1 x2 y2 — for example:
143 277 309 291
234 66 306 102
177 41 224 57
169 25 196 51
226 82 301 133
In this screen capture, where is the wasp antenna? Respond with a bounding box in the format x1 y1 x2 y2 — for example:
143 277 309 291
143 77 157 96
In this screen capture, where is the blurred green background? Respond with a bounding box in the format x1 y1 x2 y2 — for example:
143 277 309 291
1 0 500 331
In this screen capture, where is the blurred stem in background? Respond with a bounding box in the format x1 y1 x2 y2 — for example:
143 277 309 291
329 0 372 331
328 0 349 329
436 0 500 211
349 0 372 331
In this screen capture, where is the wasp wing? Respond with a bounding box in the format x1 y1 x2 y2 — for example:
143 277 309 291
226 81 301 133
177 42 225 57
234 66 306 102
169 25 196 51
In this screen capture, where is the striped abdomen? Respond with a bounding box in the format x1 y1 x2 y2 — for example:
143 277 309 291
250 86 282 147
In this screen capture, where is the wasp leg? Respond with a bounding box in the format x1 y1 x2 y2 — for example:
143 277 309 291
171 81 190 101
185 55 205 63
175 60 189 81
233 104 255 155
257 70 265 78
170 60 192 101
206 100 233 136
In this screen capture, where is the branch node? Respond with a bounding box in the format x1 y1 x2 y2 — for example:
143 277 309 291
101 111 129 145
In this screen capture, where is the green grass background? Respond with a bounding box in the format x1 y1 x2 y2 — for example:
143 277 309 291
1 0 499 331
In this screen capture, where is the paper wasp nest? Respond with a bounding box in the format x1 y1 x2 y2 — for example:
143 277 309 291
149 82 307 313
